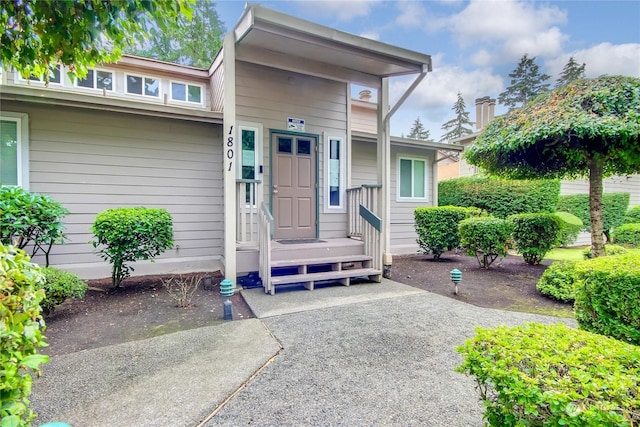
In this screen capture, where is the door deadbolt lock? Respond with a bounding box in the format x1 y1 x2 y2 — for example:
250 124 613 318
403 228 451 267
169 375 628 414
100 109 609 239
273 185 278 194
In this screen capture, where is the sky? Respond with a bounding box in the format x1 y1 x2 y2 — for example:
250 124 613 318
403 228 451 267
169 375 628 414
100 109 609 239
215 0 640 140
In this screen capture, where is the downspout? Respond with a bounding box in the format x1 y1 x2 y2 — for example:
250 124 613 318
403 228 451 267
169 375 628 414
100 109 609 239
379 63 430 278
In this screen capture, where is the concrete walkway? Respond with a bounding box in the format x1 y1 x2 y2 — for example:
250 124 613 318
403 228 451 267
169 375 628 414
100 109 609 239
31 279 575 426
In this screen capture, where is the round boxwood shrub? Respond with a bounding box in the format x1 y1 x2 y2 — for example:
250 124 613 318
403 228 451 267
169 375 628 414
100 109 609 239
624 205 640 224
554 211 582 247
508 213 560 265
459 217 513 268
613 223 640 248
38 267 88 315
574 253 640 345
414 206 482 259
536 260 577 302
583 243 628 260
456 323 640 427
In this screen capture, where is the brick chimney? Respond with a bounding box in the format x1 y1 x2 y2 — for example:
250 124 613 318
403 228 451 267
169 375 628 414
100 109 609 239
359 90 372 102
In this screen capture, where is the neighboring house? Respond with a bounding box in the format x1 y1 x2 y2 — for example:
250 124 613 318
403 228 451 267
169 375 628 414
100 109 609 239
0 5 460 293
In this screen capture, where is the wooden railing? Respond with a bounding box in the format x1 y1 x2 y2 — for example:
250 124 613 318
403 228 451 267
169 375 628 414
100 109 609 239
236 179 261 243
347 184 382 271
258 202 274 294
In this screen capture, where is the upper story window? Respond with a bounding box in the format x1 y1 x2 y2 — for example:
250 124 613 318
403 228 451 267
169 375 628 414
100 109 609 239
26 65 62 84
77 68 114 91
1 112 29 189
126 74 160 98
397 156 427 201
171 81 203 105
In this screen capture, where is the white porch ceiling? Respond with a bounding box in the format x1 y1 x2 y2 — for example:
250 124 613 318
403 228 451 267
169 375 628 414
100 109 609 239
233 5 432 87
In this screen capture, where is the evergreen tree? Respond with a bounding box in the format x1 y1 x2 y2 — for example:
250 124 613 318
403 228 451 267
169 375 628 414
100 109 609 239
556 56 586 88
498 54 551 109
407 117 431 140
440 92 474 143
127 1 225 68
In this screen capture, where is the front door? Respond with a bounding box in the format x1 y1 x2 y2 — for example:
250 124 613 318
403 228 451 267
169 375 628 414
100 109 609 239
271 133 317 239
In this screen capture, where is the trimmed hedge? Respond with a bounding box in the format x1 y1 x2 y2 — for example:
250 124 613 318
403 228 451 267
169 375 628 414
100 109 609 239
624 205 640 224
583 243 628 260
459 217 512 268
536 261 577 302
574 253 640 345
91 207 173 288
414 206 482 259
613 223 640 248
438 177 560 219
456 323 640 427
554 211 582 247
38 267 88 315
556 192 630 240
507 213 560 265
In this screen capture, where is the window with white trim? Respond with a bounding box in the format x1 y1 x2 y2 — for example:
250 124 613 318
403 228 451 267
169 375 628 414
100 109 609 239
1 113 29 189
238 123 262 205
77 68 114 91
397 156 427 200
324 136 346 211
171 81 203 105
126 74 160 97
23 65 62 85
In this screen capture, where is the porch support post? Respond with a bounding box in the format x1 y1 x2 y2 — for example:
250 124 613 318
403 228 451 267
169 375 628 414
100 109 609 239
223 33 237 283
377 77 392 278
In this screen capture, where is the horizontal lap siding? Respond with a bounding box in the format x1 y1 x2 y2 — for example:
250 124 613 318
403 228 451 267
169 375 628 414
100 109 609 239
236 62 348 238
7 101 223 270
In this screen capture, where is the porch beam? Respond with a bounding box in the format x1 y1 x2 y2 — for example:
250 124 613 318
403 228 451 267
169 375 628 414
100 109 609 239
223 33 238 283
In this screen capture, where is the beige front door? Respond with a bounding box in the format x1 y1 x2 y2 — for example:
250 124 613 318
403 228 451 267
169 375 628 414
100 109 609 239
271 133 317 239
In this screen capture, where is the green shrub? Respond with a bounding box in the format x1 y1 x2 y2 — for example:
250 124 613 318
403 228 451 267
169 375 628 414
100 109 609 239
557 192 630 241
554 211 582 247
613 223 640 248
507 213 560 265
0 244 49 426
91 207 174 288
456 323 640 427
0 186 69 266
414 206 482 259
459 217 512 268
536 261 577 302
38 267 87 315
583 243 628 259
574 253 640 345
624 205 640 224
438 177 559 218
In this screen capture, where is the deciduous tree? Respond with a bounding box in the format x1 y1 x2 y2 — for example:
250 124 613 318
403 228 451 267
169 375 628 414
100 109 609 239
465 76 640 257
498 54 550 109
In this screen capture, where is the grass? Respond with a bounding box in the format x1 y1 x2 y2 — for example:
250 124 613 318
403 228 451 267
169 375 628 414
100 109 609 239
546 246 640 262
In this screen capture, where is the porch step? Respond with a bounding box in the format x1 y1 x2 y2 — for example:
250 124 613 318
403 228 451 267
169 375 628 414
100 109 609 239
270 268 382 289
271 254 373 269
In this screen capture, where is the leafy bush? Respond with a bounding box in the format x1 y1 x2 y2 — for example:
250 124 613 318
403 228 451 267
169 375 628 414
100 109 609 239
554 211 582 247
583 243 628 259
0 186 69 266
624 205 640 224
459 217 512 268
91 207 174 288
507 213 560 265
0 244 49 426
557 192 630 241
613 223 640 248
38 267 87 315
536 261 577 302
438 177 559 219
574 253 640 345
456 323 640 427
414 206 482 259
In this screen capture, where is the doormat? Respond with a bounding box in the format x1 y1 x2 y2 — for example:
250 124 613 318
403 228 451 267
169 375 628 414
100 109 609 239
277 239 326 244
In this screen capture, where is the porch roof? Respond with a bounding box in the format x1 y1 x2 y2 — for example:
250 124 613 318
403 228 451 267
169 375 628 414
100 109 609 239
232 4 432 88
352 131 465 152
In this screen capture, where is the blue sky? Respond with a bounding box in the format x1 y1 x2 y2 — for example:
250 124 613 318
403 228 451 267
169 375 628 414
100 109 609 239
215 0 640 140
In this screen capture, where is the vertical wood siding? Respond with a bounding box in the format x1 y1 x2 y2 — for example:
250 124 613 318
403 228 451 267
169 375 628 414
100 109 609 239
5 101 223 273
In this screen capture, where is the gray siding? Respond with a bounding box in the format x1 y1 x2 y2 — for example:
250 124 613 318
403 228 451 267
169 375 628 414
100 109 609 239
235 61 349 238
5 101 223 277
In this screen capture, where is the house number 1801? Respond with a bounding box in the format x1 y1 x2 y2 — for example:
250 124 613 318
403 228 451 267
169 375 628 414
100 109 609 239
227 125 234 172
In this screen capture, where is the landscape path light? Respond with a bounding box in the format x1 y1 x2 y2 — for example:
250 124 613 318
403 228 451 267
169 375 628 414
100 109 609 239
220 278 234 320
450 268 462 295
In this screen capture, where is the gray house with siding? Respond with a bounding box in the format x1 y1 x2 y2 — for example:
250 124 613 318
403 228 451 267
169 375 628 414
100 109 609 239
1 5 460 293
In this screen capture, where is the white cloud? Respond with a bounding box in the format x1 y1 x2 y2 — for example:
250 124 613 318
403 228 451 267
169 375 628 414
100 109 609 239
470 49 493 67
360 31 380 41
503 27 568 59
546 43 640 79
395 1 428 28
297 0 381 22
